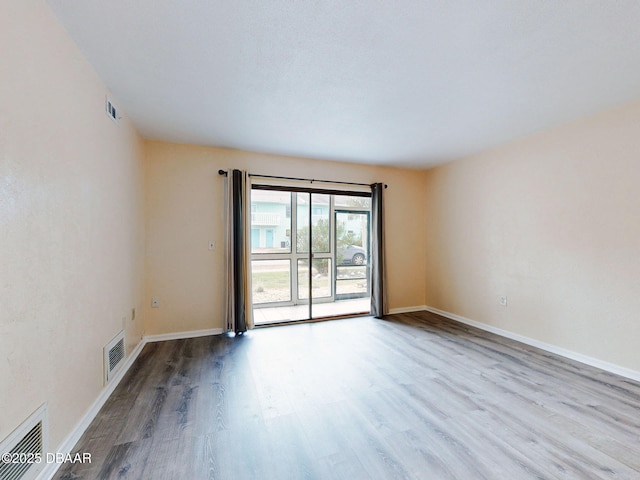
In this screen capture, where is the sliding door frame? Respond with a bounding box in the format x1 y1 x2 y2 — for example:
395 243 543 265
334 208 371 301
251 183 371 322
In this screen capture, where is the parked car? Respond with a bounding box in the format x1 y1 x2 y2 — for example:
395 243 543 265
341 245 366 265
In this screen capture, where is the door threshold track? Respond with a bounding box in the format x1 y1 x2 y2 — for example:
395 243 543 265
254 311 371 328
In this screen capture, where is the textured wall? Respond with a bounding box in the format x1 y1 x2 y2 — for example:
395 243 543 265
424 100 640 372
0 0 145 448
144 142 427 334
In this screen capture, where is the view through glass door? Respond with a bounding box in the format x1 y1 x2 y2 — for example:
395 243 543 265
250 188 371 324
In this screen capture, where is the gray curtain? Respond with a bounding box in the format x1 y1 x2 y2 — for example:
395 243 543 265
224 169 251 333
370 183 387 317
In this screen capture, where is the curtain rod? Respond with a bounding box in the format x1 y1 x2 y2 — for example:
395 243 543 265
218 170 386 188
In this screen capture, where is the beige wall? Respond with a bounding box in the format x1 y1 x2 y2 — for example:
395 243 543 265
424 100 640 372
0 0 145 449
144 141 427 334
12 0 639 455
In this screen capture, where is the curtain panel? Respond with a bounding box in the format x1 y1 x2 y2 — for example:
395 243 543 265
370 182 387 318
223 169 253 333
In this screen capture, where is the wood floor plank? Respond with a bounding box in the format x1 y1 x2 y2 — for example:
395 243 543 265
316 451 372 480
53 312 640 479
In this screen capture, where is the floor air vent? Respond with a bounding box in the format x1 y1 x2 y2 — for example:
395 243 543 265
0 404 47 480
104 331 125 384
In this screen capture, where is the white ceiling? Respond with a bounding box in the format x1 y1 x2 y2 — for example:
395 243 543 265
46 1 640 168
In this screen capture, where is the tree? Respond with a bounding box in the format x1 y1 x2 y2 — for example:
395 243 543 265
296 218 361 273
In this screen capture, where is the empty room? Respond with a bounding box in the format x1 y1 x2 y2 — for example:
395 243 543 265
2 1 640 479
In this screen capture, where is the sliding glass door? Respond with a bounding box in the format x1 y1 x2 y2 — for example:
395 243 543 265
335 210 370 301
250 188 371 324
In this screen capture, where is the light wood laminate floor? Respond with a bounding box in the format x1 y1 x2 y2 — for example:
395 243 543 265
54 311 640 479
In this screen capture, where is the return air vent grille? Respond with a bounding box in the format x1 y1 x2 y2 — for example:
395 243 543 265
105 96 121 124
104 331 125 384
0 404 47 480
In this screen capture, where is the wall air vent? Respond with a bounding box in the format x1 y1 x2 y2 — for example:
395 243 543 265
104 330 125 385
105 96 121 125
0 404 48 480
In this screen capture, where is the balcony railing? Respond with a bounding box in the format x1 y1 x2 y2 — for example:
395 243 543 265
251 212 281 226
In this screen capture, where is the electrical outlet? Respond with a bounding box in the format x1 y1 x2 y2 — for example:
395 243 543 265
499 295 508 307
151 297 160 308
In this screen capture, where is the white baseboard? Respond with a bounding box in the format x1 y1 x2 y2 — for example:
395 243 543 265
38 327 224 480
144 328 223 343
422 305 640 383
388 305 428 315
38 337 146 480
